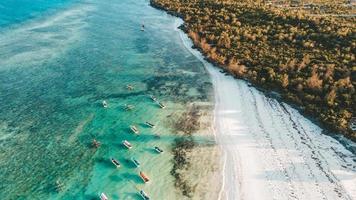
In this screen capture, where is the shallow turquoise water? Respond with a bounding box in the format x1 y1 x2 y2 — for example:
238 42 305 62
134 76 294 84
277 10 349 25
0 0 212 199
0 0 74 28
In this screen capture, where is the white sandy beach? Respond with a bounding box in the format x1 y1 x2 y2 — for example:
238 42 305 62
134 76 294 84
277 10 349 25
178 19 356 200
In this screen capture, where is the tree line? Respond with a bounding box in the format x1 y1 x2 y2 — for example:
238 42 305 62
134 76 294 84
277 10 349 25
151 0 356 140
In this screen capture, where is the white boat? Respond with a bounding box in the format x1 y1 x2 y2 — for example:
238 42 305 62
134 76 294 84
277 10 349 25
99 193 109 200
145 121 155 128
124 104 135 111
149 95 157 101
154 146 163 153
126 84 134 90
130 125 139 134
55 180 64 192
157 102 166 109
131 157 141 168
122 140 132 149
102 100 108 108
111 158 121 168
139 190 150 200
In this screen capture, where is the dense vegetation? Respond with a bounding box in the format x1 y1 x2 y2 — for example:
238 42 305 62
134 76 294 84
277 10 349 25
151 0 356 140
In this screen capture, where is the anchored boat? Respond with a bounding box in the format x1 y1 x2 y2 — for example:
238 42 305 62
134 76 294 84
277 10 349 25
130 125 139 134
92 139 101 148
126 84 134 90
154 146 163 154
122 140 132 149
139 190 150 200
99 192 109 200
124 104 135 111
111 158 121 168
145 121 155 128
102 100 108 108
139 171 150 183
149 95 157 102
55 180 64 192
157 102 166 109
131 157 141 168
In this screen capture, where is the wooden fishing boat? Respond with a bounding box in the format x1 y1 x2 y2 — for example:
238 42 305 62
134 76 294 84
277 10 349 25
102 100 108 108
145 121 155 128
157 102 166 109
131 157 141 168
139 190 150 200
55 180 64 192
126 84 134 90
154 146 163 154
99 192 109 200
130 125 139 134
122 140 132 149
111 158 121 168
149 95 157 101
124 104 135 111
139 171 150 183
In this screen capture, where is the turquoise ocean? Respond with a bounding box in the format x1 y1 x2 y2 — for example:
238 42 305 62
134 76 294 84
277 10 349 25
0 0 212 199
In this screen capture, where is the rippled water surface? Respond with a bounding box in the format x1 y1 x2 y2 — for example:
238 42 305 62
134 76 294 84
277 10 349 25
0 0 212 199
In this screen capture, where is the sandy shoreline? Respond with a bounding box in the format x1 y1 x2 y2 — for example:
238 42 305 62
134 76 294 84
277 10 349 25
177 18 356 200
